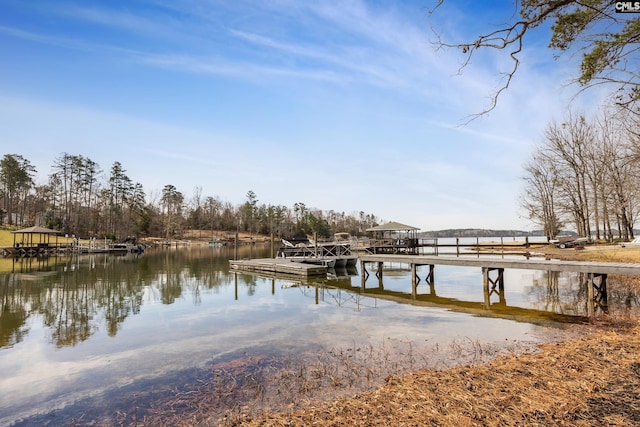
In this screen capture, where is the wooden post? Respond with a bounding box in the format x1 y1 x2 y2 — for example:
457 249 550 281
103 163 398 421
314 232 318 258
586 273 594 317
426 264 434 286
234 232 238 260
376 261 384 279
360 259 369 288
588 273 608 314
411 263 418 299
270 232 274 258
482 267 490 309
483 267 505 308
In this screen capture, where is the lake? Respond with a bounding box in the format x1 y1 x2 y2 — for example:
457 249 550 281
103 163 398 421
0 244 610 425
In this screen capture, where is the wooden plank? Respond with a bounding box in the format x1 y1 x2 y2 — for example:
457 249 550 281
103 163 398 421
359 254 640 276
229 258 327 277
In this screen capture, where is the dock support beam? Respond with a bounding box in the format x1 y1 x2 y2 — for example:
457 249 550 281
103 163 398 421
411 263 420 285
482 267 505 309
411 264 435 298
425 264 434 286
375 262 384 279
411 264 419 298
587 273 608 315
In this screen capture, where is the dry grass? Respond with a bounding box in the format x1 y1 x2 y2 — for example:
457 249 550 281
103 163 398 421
233 321 640 427
551 244 640 263
119 335 561 426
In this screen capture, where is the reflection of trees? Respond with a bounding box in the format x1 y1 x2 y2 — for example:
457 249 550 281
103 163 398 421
0 274 30 348
603 276 640 316
238 273 258 296
100 273 144 337
528 271 589 316
0 246 272 349
158 271 183 305
0 254 148 348
35 256 146 346
44 280 96 347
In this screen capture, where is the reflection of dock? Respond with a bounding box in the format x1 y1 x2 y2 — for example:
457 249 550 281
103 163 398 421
229 269 588 325
324 278 588 324
229 258 327 277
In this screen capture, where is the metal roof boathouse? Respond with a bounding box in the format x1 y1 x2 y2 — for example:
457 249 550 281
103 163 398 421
4 226 63 257
365 221 422 254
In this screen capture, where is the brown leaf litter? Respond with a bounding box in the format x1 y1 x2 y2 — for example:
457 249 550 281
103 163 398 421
229 321 640 427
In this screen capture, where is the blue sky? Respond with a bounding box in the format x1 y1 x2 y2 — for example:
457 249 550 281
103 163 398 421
0 0 600 231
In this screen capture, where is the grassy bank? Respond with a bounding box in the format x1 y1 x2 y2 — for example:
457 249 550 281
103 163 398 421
0 227 17 246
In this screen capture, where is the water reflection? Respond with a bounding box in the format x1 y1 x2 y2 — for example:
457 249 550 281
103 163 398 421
3 249 639 352
315 268 589 324
0 247 244 350
2 246 639 425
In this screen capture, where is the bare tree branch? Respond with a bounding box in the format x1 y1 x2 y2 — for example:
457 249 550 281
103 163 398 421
429 1 640 119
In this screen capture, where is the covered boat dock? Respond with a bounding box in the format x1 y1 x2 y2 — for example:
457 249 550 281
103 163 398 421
364 221 424 255
1 226 64 257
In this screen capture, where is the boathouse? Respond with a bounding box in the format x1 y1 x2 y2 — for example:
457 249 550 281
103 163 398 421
365 221 421 254
6 226 63 257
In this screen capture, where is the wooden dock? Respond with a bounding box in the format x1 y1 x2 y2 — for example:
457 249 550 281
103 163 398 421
359 254 640 275
359 254 640 316
229 258 327 277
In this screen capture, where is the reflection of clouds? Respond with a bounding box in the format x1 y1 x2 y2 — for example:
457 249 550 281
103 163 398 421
1 266 547 426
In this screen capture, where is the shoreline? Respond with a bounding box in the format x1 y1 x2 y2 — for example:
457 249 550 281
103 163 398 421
235 321 640 426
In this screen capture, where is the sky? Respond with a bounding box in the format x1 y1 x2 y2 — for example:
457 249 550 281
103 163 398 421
0 0 603 231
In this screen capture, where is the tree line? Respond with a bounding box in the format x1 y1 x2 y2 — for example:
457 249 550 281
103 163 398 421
0 152 380 241
521 107 640 241
430 1 640 241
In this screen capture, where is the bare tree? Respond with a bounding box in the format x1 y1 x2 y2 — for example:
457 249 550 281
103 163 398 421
544 114 595 236
521 151 563 239
523 107 640 240
161 184 184 239
430 1 640 116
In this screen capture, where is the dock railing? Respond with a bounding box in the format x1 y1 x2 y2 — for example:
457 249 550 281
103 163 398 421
358 236 544 257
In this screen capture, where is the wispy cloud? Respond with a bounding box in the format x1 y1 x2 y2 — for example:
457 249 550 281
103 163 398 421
0 24 92 51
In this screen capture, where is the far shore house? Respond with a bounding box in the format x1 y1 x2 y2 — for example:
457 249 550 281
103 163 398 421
365 221 421 254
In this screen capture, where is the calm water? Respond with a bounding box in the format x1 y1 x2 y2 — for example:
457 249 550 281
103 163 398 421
0 244 613 425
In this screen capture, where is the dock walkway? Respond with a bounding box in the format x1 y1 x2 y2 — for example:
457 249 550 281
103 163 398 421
359 254 640 276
